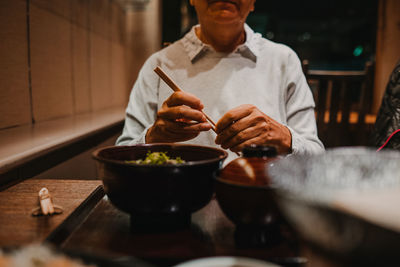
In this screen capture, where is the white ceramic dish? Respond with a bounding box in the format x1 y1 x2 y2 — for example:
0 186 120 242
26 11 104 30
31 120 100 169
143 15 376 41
174 256 280 267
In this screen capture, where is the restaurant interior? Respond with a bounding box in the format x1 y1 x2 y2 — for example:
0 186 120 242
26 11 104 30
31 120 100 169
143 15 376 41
1 0 400 266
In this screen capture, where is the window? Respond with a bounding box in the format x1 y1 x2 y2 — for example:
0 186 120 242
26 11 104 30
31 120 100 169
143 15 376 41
163 0 378 70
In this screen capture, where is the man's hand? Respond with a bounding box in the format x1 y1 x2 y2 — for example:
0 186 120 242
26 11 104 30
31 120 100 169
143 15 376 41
146 91 212 143
215 104 292 154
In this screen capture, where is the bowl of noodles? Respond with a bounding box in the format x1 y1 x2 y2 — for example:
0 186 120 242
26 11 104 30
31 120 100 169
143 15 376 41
92 143 228 231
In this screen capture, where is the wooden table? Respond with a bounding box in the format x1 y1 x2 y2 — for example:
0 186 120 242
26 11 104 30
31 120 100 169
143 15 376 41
60 197 305 266
0 179 346 267
0 179 103 247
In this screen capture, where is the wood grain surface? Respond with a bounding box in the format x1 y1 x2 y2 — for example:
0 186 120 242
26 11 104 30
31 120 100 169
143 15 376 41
0 179 103 247
60 197 298 266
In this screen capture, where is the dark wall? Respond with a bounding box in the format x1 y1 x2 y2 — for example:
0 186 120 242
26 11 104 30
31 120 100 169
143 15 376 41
161 0 182 44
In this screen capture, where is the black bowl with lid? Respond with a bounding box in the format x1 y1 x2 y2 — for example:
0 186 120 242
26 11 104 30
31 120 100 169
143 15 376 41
214 145 283 246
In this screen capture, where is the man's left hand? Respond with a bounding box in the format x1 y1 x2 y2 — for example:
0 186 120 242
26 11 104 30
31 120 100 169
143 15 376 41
215 104 292 154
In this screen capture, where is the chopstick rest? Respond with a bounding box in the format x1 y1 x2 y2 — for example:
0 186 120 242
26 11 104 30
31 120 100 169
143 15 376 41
31 187 63 216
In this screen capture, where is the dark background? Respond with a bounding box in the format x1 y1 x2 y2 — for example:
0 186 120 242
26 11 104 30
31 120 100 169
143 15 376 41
162 0 378 70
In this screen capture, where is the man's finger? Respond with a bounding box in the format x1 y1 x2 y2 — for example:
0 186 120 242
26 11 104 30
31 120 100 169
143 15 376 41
166 91 204 110
215 104 253 133
158 105 207 122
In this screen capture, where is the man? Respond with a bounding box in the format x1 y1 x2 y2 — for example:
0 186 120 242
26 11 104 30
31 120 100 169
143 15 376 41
117 0 324 161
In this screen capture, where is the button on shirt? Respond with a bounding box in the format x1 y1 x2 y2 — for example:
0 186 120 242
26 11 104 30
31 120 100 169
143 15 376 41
116 24 324 162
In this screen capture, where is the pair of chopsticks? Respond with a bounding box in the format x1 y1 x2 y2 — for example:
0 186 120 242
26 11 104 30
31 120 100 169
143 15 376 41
154 67 217 133
154 67 240 156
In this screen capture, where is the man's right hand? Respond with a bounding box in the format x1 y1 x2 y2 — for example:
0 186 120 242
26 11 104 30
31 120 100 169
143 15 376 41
145 91 212 143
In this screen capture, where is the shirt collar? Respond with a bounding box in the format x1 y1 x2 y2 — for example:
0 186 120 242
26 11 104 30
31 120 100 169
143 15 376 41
182 24 260 63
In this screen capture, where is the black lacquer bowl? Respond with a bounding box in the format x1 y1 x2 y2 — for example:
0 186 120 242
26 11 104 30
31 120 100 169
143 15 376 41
214 177 283 248
213 150 283 248
268 147 400 265
92 143 227 231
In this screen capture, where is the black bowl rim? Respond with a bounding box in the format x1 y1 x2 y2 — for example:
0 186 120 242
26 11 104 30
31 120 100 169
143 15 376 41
92 143 228 167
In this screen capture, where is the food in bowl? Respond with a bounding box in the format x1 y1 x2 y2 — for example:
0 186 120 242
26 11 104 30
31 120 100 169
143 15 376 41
125 151 185 165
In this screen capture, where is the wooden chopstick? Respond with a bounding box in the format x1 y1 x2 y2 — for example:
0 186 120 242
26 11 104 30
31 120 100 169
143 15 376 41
154 66 217 132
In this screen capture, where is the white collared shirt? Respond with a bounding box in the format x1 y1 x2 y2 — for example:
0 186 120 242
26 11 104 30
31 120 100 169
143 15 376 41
117 24 324 162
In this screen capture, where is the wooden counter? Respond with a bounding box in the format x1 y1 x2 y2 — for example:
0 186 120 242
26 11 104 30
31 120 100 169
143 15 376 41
0 107 124 189
59 197 300 266
0 179 103 247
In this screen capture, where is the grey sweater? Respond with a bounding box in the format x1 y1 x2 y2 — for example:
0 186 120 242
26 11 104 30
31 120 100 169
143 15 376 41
117 24 324 162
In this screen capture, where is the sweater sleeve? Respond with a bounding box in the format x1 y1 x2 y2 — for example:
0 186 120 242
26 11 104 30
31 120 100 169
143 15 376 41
284 50 325 155
116 55 159 145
